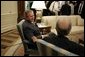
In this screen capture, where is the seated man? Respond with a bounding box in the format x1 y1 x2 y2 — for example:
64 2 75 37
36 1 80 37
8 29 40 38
43 19 84 56
22 10 42 50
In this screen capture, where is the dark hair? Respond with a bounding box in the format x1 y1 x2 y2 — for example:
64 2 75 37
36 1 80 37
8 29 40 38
56 20 72 36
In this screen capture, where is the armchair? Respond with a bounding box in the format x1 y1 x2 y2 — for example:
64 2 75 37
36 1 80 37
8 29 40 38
17 19 39 56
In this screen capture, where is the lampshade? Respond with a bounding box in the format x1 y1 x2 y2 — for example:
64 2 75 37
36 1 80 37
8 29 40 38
31 1 46 10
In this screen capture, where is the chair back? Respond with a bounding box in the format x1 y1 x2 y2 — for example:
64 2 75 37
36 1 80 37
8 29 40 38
36 39 79 56
17 20 25 40
17 19 30 55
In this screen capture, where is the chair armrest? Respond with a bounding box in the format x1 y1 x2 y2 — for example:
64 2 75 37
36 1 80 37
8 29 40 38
36 39 79 56
23 40 29 44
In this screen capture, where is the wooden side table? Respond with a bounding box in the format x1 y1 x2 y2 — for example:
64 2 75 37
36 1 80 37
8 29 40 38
38 24 51 35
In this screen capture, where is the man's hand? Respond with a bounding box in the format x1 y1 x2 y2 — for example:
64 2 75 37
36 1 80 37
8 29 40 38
32 36 38 42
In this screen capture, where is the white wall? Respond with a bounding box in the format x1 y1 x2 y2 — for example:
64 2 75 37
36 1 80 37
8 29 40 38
1 1 18 33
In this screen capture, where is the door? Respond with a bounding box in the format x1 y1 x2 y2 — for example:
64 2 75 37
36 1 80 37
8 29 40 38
17 1 25 23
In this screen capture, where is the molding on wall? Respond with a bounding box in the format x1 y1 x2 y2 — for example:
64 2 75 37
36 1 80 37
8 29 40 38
4 38 22 56
1 25 17 33
1 1 18 33
1 12 17 15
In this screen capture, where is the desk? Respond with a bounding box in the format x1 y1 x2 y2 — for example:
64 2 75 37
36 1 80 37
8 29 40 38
38 24 51 35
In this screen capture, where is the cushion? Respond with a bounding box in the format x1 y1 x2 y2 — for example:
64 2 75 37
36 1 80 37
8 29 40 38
56 15 77 26
77 16 84 26
51 26 84 35
42 15 78 29
69 26 84 34
42 16 57 29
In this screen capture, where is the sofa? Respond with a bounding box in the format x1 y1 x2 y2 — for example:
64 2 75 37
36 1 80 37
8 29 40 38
41 15 84 43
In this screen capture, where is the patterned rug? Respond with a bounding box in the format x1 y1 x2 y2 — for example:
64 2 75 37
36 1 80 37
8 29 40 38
1 29 39 56
1 29 21 56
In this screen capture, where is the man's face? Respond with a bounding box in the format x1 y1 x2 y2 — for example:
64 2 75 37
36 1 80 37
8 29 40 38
26 12 35 22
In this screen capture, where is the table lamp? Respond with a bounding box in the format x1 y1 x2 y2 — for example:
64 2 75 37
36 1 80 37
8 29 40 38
31 1 46 23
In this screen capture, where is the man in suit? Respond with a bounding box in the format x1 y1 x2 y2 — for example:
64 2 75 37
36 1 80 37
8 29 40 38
22 10 41 50
74 1 81 15
43 19 84 56
43 1 55 16
60 1 71 15
49 1 60 15
79 1 84 19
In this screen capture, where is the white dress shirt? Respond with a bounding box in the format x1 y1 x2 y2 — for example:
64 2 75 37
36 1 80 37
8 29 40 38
69 3 74 15
49 1 59 15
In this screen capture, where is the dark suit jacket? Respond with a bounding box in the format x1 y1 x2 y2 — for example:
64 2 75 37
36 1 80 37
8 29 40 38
43 32 84 56
80 1 84 19
74 1 80 15
60 4 71 15
43 1 55 16
22 20 41 49
46 1 53 9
